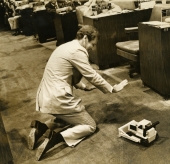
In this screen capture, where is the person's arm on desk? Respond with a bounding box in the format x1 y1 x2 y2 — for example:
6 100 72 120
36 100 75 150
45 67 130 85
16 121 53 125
46 7 56 13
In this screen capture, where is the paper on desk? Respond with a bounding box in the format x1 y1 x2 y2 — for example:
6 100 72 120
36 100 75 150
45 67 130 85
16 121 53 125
142 21 170 28
33 6 46 12
16 4 32 10
142 21 168 25
156 24 170 29
89 11 121 18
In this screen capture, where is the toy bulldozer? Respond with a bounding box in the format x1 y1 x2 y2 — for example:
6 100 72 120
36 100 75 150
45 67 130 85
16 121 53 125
118 119 159 146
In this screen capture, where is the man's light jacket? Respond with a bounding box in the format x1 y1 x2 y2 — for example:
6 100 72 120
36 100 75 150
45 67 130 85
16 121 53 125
36 40 113 114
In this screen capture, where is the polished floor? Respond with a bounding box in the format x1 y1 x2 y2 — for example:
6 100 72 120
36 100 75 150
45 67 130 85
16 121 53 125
0 28 170 164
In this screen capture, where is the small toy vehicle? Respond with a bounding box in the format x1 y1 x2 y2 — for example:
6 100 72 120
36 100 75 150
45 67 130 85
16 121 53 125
118 119 159 146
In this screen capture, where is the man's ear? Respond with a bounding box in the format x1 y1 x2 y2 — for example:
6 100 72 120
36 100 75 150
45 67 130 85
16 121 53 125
83 35 88 40
82 35 88 46
84 35 89 43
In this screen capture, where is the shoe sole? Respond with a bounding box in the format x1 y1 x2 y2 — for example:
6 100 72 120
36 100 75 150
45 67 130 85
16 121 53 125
35 138 49 161
28 128 36 150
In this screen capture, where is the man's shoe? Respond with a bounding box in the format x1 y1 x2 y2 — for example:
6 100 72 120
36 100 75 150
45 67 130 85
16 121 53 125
28 120 48 150
35 129 63 161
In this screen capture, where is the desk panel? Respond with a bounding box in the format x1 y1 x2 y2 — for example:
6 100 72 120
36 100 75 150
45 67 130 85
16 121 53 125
139 23 170 98
20 8 34 36
33 9 56 43
54 12 78 46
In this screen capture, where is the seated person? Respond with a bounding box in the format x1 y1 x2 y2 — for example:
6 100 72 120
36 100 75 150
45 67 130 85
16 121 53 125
8 0 21 35
45 0 59 19
73 0 81 8
4 0 13 28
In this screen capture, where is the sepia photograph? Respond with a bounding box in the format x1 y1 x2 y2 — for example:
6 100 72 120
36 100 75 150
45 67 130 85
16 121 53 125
0 0 170 163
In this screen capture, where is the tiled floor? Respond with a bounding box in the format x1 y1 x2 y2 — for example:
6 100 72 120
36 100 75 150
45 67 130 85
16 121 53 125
0 29 170 164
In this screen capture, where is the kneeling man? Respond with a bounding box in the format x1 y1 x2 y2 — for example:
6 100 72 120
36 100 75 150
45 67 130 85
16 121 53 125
28 25 128 161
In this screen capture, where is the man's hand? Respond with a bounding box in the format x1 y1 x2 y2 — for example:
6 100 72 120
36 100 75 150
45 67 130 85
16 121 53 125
84 86 96 91
112 79 128 92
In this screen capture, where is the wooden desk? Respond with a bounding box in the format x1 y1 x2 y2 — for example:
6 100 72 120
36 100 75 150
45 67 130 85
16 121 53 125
33 9 56 43
83 9 152 69
139 23 170 99
54 11 78 46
